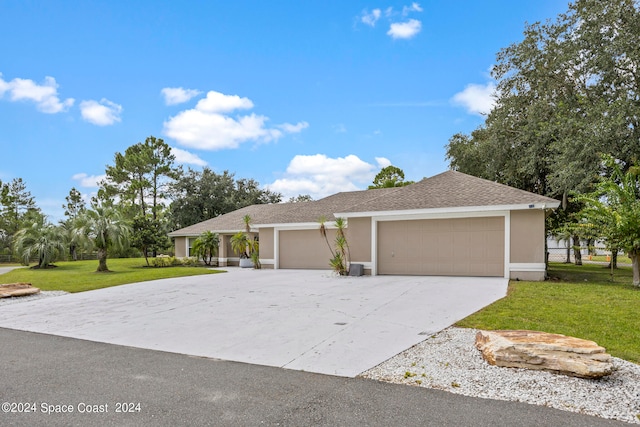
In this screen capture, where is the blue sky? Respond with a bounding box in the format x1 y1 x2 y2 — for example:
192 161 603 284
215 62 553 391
1 1 568 222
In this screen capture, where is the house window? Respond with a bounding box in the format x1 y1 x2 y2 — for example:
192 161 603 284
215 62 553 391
188 238 197 257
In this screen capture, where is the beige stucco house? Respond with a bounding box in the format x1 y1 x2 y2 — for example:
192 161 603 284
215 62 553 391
169 170 560 280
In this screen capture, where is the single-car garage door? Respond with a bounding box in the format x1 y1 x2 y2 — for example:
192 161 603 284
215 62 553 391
377 217 504 276
279 229 335 269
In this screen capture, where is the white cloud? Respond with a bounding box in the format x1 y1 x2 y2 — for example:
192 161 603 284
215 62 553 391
267 154 384 200
387 19 422 39
277 121 309 133
376 157 392 168
452 82 497 116
161 87 201 105
163 90 307 150
171 146 207 167
195 90 254 113
80 98 123 126
402 2 423 15
0 73 74 113
72 173 105 188
361 8 381 27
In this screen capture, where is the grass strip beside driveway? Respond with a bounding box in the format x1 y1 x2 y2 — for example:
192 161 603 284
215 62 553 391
457 263 640 364
0 258 223 293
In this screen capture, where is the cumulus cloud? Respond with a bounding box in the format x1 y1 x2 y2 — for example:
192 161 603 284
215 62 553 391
387 19 422 39
452 82 497 116
376 157 392 168
361 8 381 26
80 98 123 126
194 91 254 113
266 154 386 200
161 87 202 105
0 73 74 113
163 90 308 150
72 173 106 188
171 146 207 167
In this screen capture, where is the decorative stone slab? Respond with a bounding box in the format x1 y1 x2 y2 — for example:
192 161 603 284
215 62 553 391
0 283 41 298
475 330 614 378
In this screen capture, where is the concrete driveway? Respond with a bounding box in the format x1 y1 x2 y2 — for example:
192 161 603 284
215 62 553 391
0 268 507 377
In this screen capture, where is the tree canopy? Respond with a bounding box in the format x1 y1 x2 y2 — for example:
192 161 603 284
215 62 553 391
169 168 281 230
369 166 414 189
101 136 180 220
446 0 640 200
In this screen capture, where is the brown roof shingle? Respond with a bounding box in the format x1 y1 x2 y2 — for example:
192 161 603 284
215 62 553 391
336 170 559 213
169 171 559 235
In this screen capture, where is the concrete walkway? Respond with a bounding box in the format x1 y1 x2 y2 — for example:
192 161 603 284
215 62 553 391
0 269 507 377
0 266 24 275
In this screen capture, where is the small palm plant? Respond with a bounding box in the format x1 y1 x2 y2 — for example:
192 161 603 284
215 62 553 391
231 215 261 268
192 231 220 266
318 216 350 275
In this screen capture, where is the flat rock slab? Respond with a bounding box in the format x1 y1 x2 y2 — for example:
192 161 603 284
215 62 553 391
475 330 613 379
0 283 40 298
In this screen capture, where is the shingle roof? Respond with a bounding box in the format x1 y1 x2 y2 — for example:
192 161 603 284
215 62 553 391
168 187 398 236
336 170 559 214
169 170 559 236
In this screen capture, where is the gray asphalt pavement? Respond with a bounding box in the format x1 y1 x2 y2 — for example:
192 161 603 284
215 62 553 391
0 328 627 427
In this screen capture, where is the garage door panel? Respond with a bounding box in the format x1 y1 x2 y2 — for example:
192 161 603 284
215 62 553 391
378 217 504 277
279 229 335 269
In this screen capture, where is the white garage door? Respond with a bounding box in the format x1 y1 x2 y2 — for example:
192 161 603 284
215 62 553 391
377 217 504 276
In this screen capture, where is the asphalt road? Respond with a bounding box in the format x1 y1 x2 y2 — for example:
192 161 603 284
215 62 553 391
0 328 627 427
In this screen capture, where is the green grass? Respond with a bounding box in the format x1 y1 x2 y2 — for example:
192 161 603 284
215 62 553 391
586 254 631 263
0 258 223 293
456 262 640 364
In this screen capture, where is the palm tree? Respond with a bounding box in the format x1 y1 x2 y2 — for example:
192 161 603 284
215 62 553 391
60 216 91 261
76 204 130 272
192 231 219 266
14 217 67 268
230 231 249 259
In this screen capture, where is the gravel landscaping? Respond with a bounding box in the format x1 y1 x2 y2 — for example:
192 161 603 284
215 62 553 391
360 327 640 424
0 290 69 306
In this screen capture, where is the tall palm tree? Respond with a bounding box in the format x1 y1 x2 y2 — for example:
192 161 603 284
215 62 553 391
14 217 67 268
76 204 130 272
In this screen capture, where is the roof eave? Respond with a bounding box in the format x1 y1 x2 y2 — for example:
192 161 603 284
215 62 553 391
334 202 561 218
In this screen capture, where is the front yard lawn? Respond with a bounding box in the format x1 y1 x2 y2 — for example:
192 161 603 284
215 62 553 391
456 262 640 364
0 258 223 293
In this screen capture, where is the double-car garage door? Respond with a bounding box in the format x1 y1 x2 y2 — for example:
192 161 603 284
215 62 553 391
277 217 505 277
377 217 504 277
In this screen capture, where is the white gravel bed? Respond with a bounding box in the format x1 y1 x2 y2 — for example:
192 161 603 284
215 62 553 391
0 290 69 306
360 327 640 424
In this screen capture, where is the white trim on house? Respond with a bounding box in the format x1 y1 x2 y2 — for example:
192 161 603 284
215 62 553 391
254 222 338 230
335 202 559 220
260 258 275 265
509 263 546 272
